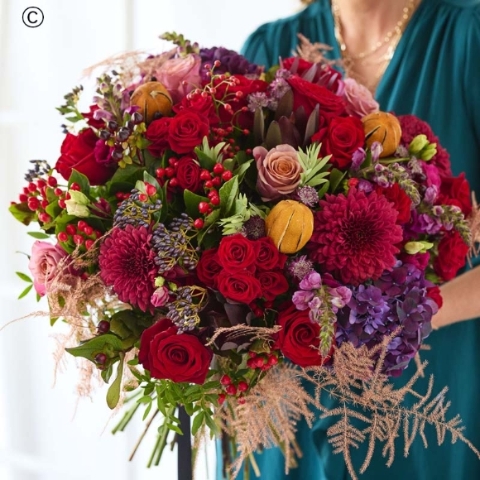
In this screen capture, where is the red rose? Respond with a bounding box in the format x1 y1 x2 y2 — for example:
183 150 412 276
146 117 171 157
218 234 258 273
175 156 201 192
312 116 365 169
257 270 289 301
437 173 472 217
139 318 212 384
427 286 443 309
55 128 115 185
276 304 331 367
217 271 262 304
434 231 469 281
168 111 209 154
196 248 222 288
287 75 347 119
376 183 412 224
256 237 287 271
173 92 220 125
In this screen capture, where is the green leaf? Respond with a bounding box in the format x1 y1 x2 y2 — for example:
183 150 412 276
167 422 183 435
68 170 90 195
108 164 145 188
219 176 239 217
16 272 32 283
184 190 209 219
317 181 330 200
265 121 282 150
107 354 124 409
204 412 218 433
233 159 253 184
45 200 61 219
50 316 59 326
9 202 35 226
65 334 123 362
27 231 50 239
329 168 347 193
253 108 265 145
18 284 33 299
191 411 205 436
143 400 153 420
101 365 113 383
143 171 160 189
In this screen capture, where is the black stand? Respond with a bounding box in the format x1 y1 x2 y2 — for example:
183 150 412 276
178 406 193 480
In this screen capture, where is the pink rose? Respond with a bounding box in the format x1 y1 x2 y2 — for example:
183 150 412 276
150 286 169 307
156 54 202 103
28 241 68 296
342 78 379 118
254 145 303 202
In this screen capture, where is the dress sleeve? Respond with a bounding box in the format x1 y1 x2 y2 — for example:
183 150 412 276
241 25 276 68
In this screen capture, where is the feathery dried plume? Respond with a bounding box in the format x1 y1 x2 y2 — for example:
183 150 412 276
468 192 480 262
217 363 315 478
206 324 281 348
295 33 334 65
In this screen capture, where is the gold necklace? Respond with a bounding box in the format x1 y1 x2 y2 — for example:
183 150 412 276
332 0 418 92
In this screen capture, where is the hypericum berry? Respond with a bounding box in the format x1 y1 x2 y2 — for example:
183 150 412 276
168 157 178 167
23 187 30 195
268 355 278 366
207 190 218 199
57 231 68 243
28 182 38 192
255 357 266 368
83 225 94 236
47 176 57 187
73 234 84 245
218 393 226 405
77 220 87 231
238 397 246 405
204 180 213 189
210 196 220 206
19 194 28 203
145 184 157 196
27 197 40 211
58 199 66 209
38 212 51 223
220 375 232 386
222 170 233 182
213 163 224 175
225 384 237 396
138 193 148 202
198 202 210 214
66 224 76 236
237 381 249 392
193 218 204 229
200 170 211 181
37 179 47 189
54 187 63 196
95 353 107 365
248 351 257 358
70 182 81 191
97 320 110 334
85 239 95 250
156 167 166 179
41 200 49 209
165 167 175 178
247 358 256 369
169 178 179 188
212 177 222 188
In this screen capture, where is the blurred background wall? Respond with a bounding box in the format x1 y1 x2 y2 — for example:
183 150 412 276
0 1 298 479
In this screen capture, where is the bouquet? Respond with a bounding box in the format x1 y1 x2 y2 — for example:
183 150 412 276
9 33 480 479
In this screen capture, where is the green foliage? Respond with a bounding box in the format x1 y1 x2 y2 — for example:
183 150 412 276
194 137 226 170
18 284 33 299
219 176 239 217
65 334 124 362
68 170 90 195
329 168 347 193
107 354 125 409
184 190 209 219
298 144 332 188
9 202 35 226
109 310 154 350
57 85 84 124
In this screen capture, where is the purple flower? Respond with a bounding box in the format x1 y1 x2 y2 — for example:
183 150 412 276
329 286 352 312
295 186 319 207
308 295 322 311
406 210 442 236
299 271 322 290
288 255 314 281
292 290 315 311
371 142 383 162
248 92 270 112
351 148 366 170
357 179 374 193
424 185 438 204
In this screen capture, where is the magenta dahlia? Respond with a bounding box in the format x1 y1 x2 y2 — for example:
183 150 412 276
307 190 403 285
99 225 157 312
398 115 452 177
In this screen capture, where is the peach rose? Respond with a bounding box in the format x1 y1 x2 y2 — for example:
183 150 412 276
254 144 303 201
342 78 379 118
156 54 202 102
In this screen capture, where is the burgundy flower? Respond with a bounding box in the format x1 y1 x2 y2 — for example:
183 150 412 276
99 225 157 312
307 190 403 285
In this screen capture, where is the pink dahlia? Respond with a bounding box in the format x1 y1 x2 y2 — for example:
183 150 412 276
99 225 157 312
398 115 452 177
307 190 403 285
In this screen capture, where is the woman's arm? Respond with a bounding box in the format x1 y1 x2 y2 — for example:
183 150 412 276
432 264 480 329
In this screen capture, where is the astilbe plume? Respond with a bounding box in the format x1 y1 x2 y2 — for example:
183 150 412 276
307 189 403 285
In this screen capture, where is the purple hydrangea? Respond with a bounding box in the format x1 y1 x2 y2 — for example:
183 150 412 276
336 261 437 376
199 47 261 82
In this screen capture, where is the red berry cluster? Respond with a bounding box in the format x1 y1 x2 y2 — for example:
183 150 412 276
155 157 182 189
115 191 132 203
18 176 59 224
218 374 249 405
246 350 279 371
57 220 102 250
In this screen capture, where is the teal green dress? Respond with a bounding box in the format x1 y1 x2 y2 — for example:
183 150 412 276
217 0 480 479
